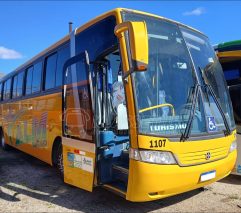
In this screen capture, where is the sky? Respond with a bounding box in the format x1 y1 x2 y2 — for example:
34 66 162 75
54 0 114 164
1 1 241 74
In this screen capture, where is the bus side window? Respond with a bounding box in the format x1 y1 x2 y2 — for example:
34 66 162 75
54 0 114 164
32 62 42 93
56 45 70 87
3 79 11 100
0 83 2 101
4 81 7 100
44 53 57 90
26 67 33 95
17 72 24 97
12 75 18 99
2 82 5 100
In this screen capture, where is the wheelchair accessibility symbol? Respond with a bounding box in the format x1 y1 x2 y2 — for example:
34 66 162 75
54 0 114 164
207 116 217 132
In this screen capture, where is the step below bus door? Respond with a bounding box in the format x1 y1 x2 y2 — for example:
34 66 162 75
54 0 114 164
62 51 96 192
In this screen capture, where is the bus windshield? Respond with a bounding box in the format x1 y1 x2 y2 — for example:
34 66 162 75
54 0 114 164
180 27 235 134
122 12 235 137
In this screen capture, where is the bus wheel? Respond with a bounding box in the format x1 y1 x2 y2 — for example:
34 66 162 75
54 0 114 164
0 130 10 151
56 143 64 178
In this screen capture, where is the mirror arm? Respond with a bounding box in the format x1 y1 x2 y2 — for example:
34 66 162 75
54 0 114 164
122 68 134 80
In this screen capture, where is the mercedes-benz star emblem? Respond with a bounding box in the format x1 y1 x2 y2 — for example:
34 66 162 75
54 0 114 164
205 152 211 160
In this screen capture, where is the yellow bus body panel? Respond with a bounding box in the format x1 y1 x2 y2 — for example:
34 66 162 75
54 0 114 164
126 132 237 201
127 151 236 202
217 50 241 59
2 91 62 164
62 137 96 192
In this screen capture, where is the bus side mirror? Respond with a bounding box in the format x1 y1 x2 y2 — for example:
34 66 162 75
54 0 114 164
114 21 148 72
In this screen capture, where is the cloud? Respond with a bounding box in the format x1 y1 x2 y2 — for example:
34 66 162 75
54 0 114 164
183 7 206 16
0 46 23 59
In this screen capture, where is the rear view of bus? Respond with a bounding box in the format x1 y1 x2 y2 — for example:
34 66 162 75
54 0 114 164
215 40 241 175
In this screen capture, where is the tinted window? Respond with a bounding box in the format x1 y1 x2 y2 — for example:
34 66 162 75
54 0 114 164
3 82 6 100
229 85 241 126
222 60 241 85
12 75 18 98
76 16 117 61
66 59 88 84
17 72 24 97
7 79 11 100
56 46 70 86
45 53 57 90
4 79 11 100
26 67 33 95
32 62 42 93
65 60 93 141
0 83 2 101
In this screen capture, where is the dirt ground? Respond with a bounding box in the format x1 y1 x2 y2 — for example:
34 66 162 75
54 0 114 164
0 148 241 213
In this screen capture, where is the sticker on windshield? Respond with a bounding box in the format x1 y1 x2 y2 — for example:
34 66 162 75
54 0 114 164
207 116 217 132
149 122 187 132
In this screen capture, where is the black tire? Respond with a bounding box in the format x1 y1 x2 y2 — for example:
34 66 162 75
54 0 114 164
56 143 64 178
0 130 10 151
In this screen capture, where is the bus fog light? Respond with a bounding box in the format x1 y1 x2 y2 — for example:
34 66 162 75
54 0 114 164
229 140 237 153
130 149 176 164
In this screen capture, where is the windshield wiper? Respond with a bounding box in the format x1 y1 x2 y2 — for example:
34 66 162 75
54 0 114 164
198 66 231 136
180 83 200 142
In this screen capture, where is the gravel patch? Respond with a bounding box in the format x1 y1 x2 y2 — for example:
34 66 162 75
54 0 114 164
0 148 241 212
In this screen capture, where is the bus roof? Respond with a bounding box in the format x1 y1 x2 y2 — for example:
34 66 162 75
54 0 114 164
215 39 241 52
118 8 204 35
2 8 205 82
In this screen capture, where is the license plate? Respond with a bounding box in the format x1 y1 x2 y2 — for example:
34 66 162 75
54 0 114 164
200 170 216 182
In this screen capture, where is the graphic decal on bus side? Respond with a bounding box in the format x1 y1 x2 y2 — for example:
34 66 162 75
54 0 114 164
67 152 93 173
6 108 26 145
7 110 48 147
32 112 48 147
15 120 36 146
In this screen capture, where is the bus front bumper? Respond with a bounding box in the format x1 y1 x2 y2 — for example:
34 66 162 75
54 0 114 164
126 151 237 202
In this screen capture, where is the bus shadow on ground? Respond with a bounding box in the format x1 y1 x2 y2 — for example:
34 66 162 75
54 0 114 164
218 174 241 186
0 148 201 212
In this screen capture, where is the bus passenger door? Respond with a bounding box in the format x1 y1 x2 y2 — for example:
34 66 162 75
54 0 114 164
62 51 95 192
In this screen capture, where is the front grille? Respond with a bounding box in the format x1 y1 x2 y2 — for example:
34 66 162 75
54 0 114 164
177 146 229 166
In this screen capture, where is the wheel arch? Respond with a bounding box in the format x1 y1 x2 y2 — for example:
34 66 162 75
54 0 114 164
51 136 62 166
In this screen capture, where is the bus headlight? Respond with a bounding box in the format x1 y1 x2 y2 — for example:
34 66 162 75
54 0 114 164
130 148 177 164
229 140 237 153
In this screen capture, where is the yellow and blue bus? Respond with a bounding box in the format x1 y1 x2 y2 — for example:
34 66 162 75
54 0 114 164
215 40 241 175
0 8 237 202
